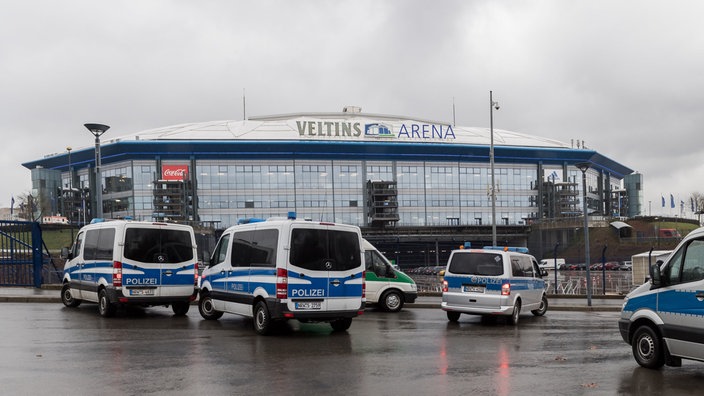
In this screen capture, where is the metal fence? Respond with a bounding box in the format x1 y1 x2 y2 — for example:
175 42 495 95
408 271 634 295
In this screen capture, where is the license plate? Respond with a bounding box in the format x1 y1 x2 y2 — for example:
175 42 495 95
463 285 485 293
295 301 322 310
130 289 155 296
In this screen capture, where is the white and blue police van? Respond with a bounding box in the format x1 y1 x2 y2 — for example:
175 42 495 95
60 219 199 317
619 227 704 369
441 246 548 325
198 213 365 335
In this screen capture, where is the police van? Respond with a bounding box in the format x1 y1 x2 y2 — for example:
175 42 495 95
198 214 365 335
619 227 704 369
60 219 199 317
441 246 548 325
363 239 417 312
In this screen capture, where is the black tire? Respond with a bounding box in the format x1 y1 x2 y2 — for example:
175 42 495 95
98 289 116 318
531 294 548 316
198 292 223 320
380 290 404 312
447 311 461 322
632 325 665 369
330 317 352 332
253 301 272 335
508 300 521 325
60 283 81 308
172 301 190 316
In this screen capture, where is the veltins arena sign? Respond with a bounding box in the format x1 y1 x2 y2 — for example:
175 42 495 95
291 119 456 141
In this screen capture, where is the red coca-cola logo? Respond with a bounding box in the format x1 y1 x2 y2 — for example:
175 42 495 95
162 165 189 180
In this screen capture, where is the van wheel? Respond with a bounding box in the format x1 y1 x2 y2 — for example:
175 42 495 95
172 302 190 316
632 325 665 369
331 318 352 332
254 301 272 335
198 292 223 320
381 290 404 312
61 283 81 307
98 289 116 318
447 311 461 322
531 294 548 316
508 300 521 325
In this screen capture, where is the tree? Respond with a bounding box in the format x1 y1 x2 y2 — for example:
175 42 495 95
15 192 42 221
691 192 704 215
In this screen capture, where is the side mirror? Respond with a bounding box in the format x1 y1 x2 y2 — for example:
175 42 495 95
650 260 663 287
60 247 72 260
541 269 548 277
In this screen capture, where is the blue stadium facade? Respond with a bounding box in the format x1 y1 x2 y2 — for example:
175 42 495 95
23 110 637 263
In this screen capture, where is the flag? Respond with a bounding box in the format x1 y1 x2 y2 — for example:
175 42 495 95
670 194 675 209
10 196 14 216
681 200 685 211
692 197 695 212
661 196 665 208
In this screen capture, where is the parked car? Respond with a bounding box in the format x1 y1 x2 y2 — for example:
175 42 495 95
619 261 633 271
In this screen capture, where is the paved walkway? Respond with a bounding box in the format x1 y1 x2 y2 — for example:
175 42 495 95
0 286 625 311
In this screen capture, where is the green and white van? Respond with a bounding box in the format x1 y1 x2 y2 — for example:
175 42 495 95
363 239 417 312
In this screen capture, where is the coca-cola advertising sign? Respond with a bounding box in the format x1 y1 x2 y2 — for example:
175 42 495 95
162 165 189 181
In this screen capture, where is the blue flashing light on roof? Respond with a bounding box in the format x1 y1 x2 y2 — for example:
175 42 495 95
237 218 265 225
90 218 104 224
463 242 472 249
483 246 530 254
123 216 133 221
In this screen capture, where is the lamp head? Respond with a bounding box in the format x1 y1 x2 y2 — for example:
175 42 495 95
84 123 110 137
575 162 590 173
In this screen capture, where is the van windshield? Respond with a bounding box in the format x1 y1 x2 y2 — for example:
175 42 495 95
124 228 194 263
449 253 504 276
290 228 360 271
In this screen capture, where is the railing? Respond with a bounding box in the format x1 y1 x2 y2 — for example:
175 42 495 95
408 270 635 295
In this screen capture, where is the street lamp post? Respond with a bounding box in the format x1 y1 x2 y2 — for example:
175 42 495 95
576 162 592 306
489 91 500 246
84 123 110 219
66 146 72 223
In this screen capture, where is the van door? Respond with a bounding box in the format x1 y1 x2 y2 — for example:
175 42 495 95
288 226 363 313
657 238 704 360
365 249 392 303
81 227 115 302
207 232 231 311
122 225 195 298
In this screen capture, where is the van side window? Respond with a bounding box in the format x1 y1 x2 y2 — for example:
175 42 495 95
531 259 541 278
682 239 704 283
212 234 230 265
72 232 85 258
83 230 100 260
511 257 525 277
231 229 278 267
95 228 116 261
366 251 389 277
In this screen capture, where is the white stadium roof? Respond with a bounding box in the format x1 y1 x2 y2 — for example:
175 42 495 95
104 112 571 149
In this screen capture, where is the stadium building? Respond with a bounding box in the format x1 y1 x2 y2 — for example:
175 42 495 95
23 108 638 265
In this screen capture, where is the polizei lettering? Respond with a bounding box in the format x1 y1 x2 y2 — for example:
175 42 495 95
296 121 363 137
124 278 158 286
291 288 325 297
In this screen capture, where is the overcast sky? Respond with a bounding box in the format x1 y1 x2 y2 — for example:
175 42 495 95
2 1 702 217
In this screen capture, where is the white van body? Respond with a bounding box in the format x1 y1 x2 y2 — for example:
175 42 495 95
619 227 704 369
60 220 198 317
363 239 417 312
198 217 365 334
441 247 548 325
539 258 566 270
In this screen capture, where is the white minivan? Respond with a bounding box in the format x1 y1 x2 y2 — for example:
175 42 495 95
441 246 548 325
198 216 365 334
60 219 199 317
363 239 417 312
619 227 704 369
